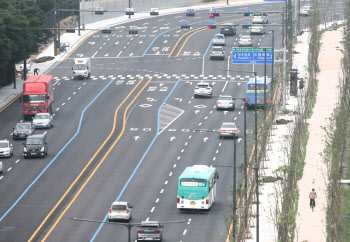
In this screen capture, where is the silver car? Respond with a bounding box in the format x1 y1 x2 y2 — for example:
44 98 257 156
219 122 239 139
250 26 266 35
32 113 54 129
13 122 35 140
0 140 13 158
210 46 225 60
108 201 133 222
238 35 253 47
217 95 235 111
213 34 226 46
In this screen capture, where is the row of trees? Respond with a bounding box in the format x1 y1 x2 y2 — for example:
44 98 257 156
0 0 78 88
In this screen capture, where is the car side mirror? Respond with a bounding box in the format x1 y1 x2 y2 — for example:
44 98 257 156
72 67 73 70
129 205 133 208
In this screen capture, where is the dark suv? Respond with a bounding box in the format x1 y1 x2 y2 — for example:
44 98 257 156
220 23 236 36
23 134 48 158
137 221 163 241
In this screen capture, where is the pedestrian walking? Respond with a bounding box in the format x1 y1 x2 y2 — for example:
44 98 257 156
34 68 39 75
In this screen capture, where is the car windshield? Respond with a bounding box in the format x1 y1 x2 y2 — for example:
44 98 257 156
112 205 127 210
34 114 49 120
197 84 209 88
212 47 222 51
0 142 9 148
26 138 43 145
73 64 87 70
241 36 250 39
16 123 31 129
254 13 263 16
252 26 262 29
215 35 224 39
222 123 237 129
219 96 232 101
23 95 46 103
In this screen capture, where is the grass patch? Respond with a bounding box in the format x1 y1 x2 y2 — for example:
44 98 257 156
34 56 55 63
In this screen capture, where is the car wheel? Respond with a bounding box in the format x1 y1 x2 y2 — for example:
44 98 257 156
194 94 197 98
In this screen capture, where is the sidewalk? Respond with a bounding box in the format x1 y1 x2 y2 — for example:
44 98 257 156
0 0 260 111
295 27 342 242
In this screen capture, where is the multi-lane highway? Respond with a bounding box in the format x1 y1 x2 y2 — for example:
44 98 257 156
0 1 287 241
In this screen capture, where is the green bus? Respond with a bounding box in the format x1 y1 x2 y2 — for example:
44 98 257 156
177 165 219 210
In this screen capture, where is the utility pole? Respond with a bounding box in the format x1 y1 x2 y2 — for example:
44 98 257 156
264 48 267 118
78 0 81 36
53 0 57 56
275 48 288 110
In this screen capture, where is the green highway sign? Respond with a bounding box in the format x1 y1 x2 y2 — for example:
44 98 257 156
232 47 274 64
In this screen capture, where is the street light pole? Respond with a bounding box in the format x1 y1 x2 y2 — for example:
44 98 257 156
271 30 275 84
233 134 237 238
254 71 259 242
244 98 247 228
54 0 57 56
264 48 267 118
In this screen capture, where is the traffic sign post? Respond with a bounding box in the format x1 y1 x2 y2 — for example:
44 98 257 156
232 47 273 64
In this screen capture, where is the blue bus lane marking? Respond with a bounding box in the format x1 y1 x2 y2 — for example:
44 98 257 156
90 77 182 241
0 78 116 222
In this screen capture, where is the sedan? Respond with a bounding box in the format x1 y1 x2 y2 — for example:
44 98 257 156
32 113 54 129
250 26 266 35
213 34 226 46
299 6 314 16
13 122 35 140
219 122 239 139
217 95 235 111
238 35 253 47
210 46 225 60
0 140 13 157
108 201 133 222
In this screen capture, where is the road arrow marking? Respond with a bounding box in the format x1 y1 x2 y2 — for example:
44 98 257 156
88 42 95 45
170 137 176 141
237 138 242 142
224 111 228 114
129 53 134 56
104 53 109 57
237 82 242 86
203 137 209 142
194 110 200 114
174 98 182 102
134 136 140 140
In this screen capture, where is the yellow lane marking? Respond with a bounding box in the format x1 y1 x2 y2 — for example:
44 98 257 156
0 94 21 113
168 27 205 57
175 28 206 57
28 77 151 242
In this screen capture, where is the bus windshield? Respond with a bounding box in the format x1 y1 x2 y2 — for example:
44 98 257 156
23 95 46 103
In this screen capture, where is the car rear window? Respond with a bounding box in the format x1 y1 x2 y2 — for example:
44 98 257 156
219 96 232 100
222 123 237 128
212 47 222 51
241 36 251 39
197 84 209 88
253 13 263 16
112 205 127 210
215 35 224 39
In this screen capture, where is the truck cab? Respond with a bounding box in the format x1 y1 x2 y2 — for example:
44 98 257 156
73 58 91 80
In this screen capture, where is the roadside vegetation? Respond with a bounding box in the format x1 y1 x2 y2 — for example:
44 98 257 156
323 1 350 241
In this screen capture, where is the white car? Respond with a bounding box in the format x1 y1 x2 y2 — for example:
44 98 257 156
299 6 314 16
250 26 266 35
219 122 239 139
32 113 54 129
0 161 3 173
0 140 13 158
252 13 268 24
238 35 253 47
194 82 213 98
108 201 133 222
217 95 235 110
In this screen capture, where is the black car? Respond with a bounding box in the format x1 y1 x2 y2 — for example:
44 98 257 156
23 134 48 158
137 221 163 241
13 122 35 140
220 23 236 36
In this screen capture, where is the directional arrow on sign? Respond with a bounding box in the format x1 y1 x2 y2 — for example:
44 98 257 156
194 110 200 114
134 136 140 140
170 137 176 141
203 137 209 142
237 138 242 142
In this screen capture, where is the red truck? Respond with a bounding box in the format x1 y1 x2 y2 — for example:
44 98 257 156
22 75 54 120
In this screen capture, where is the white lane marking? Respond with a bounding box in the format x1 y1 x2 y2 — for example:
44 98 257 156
219 143 222 147
43 131 47 135
187 218 191 224
92 51 98 58
204 116 208 120
53 81 59 86
7 167 12 172
15 159 20 163
184 142 188 146
78 87 82 90
99 47 102 49
222 81 228 92
177 156 181 160
227 54 230 77
117 51 122 57
151 207 155 212
216 150 219 154
169 172 173 177
56 108 60 111
0 176 3 180
198 122 202 126
181 149 184 153
73 92 76 95
83 82 86 85
234 117 237 120
53 114 55 117
146 218 150 221
62 102 65 106
67 97 71 100
160 189 164 193
165 181 168 185
103 42 106 45
213 157 216 161
183 229 187 235
238 111 241 115
209 111 213 114
156 198 159 203
173 164 177 168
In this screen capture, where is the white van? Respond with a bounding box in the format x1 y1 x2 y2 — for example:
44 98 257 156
73 58 91 79
252 13 268 24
